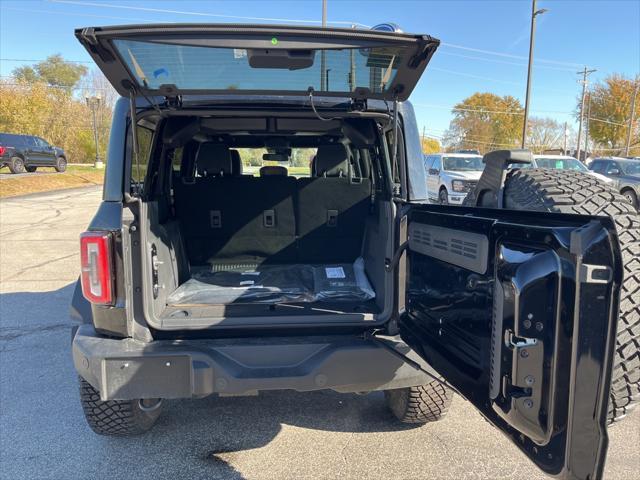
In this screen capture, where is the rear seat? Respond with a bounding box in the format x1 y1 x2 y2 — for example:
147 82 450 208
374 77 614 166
296 144 371 263
174 143 297 264
175 142 371 266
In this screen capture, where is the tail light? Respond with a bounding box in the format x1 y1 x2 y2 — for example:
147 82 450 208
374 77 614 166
80 231 114 305
0 146 6 156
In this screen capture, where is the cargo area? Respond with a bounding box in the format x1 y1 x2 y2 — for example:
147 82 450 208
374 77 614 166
134 114 395 330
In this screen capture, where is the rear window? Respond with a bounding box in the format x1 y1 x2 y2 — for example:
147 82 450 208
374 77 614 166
230 148 317 178
114 39 404 95
0 133 25 145
443 156 483 171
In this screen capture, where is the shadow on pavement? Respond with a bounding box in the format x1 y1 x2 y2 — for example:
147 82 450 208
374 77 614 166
1 283 420 480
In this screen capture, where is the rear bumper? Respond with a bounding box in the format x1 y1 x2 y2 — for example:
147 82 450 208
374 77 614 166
72 325 435 401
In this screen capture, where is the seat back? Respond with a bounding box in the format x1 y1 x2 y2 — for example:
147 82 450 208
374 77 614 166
175 144 297 264
297 144 371 263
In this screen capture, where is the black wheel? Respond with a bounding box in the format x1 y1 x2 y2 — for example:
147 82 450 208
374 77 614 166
621 188 638 210
9 156 25 174
384 380 453 424
504 168 640 424
438 188 449 205
25 166 37 173
55 156 67 172
78 377 162 436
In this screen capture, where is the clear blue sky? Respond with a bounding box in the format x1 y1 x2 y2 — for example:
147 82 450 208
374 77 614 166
1 0 639 140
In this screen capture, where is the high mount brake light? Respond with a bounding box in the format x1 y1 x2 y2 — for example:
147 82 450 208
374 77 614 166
80 231 114 305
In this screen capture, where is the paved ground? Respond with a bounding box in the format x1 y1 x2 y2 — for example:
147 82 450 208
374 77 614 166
0 186 638 480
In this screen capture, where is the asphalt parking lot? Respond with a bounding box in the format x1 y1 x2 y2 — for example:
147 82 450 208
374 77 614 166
0 186 638 480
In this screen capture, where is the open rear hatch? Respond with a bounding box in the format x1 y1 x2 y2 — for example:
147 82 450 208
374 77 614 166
75 23 439 101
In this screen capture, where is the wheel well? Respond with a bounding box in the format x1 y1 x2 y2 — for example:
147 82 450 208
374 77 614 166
11 153 25 160
57 155 66 160
621 187 637 197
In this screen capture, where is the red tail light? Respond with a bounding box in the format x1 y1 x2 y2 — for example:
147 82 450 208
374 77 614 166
80 231 114 305
0 146 6 156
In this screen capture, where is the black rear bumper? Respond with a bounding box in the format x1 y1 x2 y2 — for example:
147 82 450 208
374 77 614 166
72 325 435 401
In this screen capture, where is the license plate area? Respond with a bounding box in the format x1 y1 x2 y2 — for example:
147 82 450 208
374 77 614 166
103 355 192 400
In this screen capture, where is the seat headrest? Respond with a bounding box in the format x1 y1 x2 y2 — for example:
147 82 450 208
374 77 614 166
196 143 231 177
315 144 349 177
260 165 288 176
229 149 242 176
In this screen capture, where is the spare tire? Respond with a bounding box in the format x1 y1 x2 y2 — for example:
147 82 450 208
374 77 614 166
503 168 640 424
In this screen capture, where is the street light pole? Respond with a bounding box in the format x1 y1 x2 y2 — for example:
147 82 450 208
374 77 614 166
521 0 547 149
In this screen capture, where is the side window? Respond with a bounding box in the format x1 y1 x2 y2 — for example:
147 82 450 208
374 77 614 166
590 161 603 173
130 126 153 191
25 137 38 147
172 147 183 172
36 138 49 148
424 155 433 171
432 155 442 171
606 162 619 175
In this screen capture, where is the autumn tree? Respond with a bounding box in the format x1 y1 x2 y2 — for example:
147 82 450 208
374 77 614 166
13 54 88 92
421 136 441 154
443 93 524 154
580 74 640 154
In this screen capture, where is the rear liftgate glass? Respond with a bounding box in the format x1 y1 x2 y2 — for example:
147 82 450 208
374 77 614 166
399 205 621 480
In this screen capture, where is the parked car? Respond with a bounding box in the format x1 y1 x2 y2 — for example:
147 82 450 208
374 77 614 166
70 23 638 480
424 152 484 204
588 157 640 209
511 154 613 184
0 133 67 174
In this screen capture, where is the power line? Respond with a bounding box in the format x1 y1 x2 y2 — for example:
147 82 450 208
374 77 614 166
48 0 372 27
436 51 577 73
439 42 585 69
1 58 92 64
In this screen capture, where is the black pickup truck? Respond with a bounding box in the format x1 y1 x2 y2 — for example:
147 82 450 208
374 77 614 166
0 133 67 173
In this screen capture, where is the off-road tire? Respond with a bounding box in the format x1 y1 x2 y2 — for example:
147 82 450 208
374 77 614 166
384 380 453 424
504 168 640 424
25 166 37 173
55 156 67 172
79 377 162 436
9 156 25 174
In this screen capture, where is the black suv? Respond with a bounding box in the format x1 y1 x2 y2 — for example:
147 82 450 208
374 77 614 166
70 24 639 480
0 133 67 173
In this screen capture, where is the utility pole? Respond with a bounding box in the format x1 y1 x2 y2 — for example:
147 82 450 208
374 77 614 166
349 24 356 92
584 92 591 158
85 95 103 169
576 66 596 161
521 0 548 149
625 80 639 156
563 121 568 154
320 0 327 91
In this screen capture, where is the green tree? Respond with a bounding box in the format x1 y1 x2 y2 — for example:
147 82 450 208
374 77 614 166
13 54 88 92
581 74 639 153
444 93 523 154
